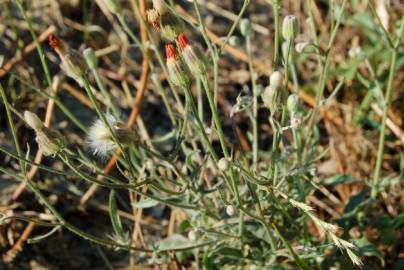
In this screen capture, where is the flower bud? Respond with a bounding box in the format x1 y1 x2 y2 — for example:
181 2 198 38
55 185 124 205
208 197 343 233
103 0 122 15
177 33 206 76
239 18 252 37
49 35 87 83
24 111 65 156
24 111 43 131
287 94 301 115
36 128 65 156
217 158 229 172
83 48 98 69
228 36 240 46
270 71 283 89
282 15 298 41
261 85 279 113
165 44 191 88
152 0 167 15
226 205 236 216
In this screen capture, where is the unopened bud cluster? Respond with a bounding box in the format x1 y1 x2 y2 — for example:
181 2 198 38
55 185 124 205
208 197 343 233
24 111 65 156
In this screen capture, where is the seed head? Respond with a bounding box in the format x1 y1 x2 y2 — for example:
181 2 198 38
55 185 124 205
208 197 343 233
282 15 298 41
165 44 190 88
88 114 137 157
177 33 206 76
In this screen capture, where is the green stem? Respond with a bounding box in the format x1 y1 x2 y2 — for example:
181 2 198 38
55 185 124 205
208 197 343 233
371 49 398 198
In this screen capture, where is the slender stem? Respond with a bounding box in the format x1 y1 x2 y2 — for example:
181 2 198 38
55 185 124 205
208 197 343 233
246 35 258 167
371 49 398 198
267 0 281 67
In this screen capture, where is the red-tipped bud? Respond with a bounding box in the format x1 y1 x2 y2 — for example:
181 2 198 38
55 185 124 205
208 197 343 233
177 32 189 49
48 34 64 53
165 44 190 88
177 33 206 76
165 44 177 60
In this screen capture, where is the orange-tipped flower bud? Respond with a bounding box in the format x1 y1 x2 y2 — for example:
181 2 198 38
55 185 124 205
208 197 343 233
48 34 64 54
165 44 190 88
49 35 87 83
177 33 206 76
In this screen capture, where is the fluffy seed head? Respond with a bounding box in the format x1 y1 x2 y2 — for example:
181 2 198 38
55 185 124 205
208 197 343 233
88 114 136 157
24 111 43 131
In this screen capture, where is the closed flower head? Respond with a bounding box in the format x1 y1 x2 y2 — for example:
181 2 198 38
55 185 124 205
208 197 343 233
49 35 87 83
24 110 64 156
177 33 206 75
282 15 298 41
165 44 190 88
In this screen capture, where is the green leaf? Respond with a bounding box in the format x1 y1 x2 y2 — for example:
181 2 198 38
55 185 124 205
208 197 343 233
109 189 127 243
323 174 358 185
133 198 159 208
